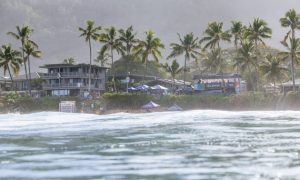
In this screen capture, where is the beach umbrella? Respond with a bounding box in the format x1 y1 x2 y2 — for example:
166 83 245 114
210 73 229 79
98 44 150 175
151 85 168 90
128 86 137 91
136 84 150 91
141 101 160 109
167 104 183 111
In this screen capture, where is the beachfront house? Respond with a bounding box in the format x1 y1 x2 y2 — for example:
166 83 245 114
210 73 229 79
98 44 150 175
40 63 108 96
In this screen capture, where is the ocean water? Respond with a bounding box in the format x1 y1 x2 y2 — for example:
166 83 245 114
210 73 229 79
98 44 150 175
1 110 300 179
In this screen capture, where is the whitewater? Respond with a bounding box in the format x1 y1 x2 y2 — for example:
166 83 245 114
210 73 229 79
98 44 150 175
1 110 300 179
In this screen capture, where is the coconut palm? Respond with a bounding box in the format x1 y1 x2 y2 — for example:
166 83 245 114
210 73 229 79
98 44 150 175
79 20 101 93
235 41 258 90
134 30 164 84
230 21 245 72
7 25 36 92
118 26 138 56
200 21 231 50
0 45 22 89
23 41 42 94
259 54 289 91
99 26 123 91
231 21 244 48
280 9 300 91
161 60 183 83
280 9 300 39
279 37 300 90
168 33 200 85
95 51 110 67
201 48 228 73
244 18 272 90
245 18 272 51
63 57 76 64
118 26 138 73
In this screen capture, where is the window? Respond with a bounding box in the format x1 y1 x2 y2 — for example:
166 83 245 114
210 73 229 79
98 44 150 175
52 89 70 96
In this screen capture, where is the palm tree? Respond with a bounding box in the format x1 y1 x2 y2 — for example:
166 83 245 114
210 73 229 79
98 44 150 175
134 30 164 84
95 51 110 67
0 45 22 89
279 37 300 90
245 18 272 53
201 48 227 73
280 9 300 91
63 57 76 64
200 21 231 49
244 18 272 90
259 54 289 91
231 21 244 48
118 26 138 73
99 26 123 91
161 60 183 83
235 41 257 90
168 33 200 85
7 25 36 92
23 41 42 94
79 20 101 93
230 21 244 72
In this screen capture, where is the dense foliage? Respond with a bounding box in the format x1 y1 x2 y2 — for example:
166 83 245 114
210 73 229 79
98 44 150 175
3 91 300 113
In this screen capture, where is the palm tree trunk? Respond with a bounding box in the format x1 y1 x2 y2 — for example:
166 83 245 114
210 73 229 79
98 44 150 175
254 39 259 91
291 28 296 92
111 47 116 92
7 66 14 91
21 42 29 93
88 38 92 93
143 60 147 85
183 56 187 86
24 58 29 92
247 64 254 91
27 56 32 95
235 42 239 73
291 54 296 92
126 50 130 76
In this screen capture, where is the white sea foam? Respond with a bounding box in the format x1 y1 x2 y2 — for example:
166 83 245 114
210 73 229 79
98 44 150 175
1 110 300 179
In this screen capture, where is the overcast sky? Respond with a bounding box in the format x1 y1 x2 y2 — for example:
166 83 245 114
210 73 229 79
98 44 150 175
1 0 300 73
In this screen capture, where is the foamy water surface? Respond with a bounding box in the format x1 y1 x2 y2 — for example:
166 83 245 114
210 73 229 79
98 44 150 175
1 110 300 179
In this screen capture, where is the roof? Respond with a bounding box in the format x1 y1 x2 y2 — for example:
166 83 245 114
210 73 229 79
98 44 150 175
282 79 300 87
40 63 109 69
193 73 241 80
147 78 191 86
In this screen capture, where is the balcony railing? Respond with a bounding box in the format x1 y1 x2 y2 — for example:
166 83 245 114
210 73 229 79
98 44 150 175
42 83 103 90
41 72 103 79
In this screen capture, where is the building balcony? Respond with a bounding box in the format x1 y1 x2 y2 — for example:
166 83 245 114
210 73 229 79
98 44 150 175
40 72 103 79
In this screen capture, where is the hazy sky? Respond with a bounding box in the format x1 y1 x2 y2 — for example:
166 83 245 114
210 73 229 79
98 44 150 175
1 0 300 72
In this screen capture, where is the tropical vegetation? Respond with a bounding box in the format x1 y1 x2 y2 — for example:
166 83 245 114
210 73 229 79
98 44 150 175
2 8 300 97
0 45 22 87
